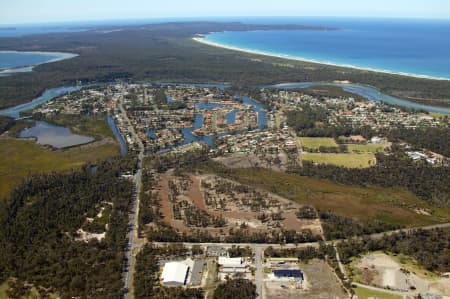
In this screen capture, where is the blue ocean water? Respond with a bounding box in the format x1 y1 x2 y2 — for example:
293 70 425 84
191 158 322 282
204 17 450 80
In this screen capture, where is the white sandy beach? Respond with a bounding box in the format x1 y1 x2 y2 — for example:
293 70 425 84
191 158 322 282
193 36 450 81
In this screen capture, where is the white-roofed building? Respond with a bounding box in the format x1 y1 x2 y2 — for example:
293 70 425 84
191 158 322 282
161 261 190 286
218 257 247 273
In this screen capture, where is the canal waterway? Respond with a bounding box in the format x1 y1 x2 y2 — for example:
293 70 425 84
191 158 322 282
1 81 448 155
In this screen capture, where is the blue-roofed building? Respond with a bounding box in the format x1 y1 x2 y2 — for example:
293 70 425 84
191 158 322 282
273 269 304 281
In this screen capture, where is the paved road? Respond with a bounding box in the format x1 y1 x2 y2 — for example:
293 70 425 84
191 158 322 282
152 221 450 251
119 97 145 299
254 247 263 299
153 241 321 250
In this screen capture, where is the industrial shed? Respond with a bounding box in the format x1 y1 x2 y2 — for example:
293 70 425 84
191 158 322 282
218 257 247 273
273 269 304 281
161 262 190 286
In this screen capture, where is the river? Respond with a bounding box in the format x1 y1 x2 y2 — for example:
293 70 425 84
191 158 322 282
267 82 450 115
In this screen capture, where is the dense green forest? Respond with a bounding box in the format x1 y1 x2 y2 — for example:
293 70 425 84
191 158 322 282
213 279 257 299
338 228 450 273
0 156 136 298
1 22 450 109
293 152 450 206
265 242 335 261
0 115 15 134
134 244 204 299
320 211 401 240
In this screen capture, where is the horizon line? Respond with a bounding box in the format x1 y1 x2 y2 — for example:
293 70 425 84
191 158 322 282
2 15 450 27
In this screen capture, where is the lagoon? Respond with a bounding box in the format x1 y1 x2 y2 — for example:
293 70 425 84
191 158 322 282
19 121 94 149
0 51 78 76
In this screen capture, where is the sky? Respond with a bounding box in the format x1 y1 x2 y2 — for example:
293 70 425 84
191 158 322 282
1 0 449 25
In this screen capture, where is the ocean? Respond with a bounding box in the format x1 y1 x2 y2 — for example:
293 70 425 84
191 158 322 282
1 17 450 79
203 17 450 80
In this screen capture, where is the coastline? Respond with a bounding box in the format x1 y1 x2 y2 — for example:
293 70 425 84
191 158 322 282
0 50 79 75
192 37 450 82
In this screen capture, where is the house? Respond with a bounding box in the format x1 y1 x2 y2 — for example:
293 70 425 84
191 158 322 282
161 262 189 286
350 135 366 143
370 136 384 144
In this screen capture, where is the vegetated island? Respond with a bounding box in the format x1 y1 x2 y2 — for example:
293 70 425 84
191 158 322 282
0 21 449 109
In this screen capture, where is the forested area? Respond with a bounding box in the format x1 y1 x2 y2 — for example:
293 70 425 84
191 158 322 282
0 115 14 134
0 156 136 298
265 242 335 262
134 244 204 299
320 211 401 240
1 22 450 109
293 153 450 206
213 279 256 299
338 228 450 273
285 106 375 138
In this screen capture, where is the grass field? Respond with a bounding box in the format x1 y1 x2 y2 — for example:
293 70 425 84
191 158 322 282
353 285 402 299
226 168 450 227
299 137 338 150
302 153 376 168
347 144 386 153
0 138 119 200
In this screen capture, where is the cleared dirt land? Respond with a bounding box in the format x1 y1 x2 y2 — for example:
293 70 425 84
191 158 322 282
264 259 347 299
155 172 324 240
351 253 450 296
